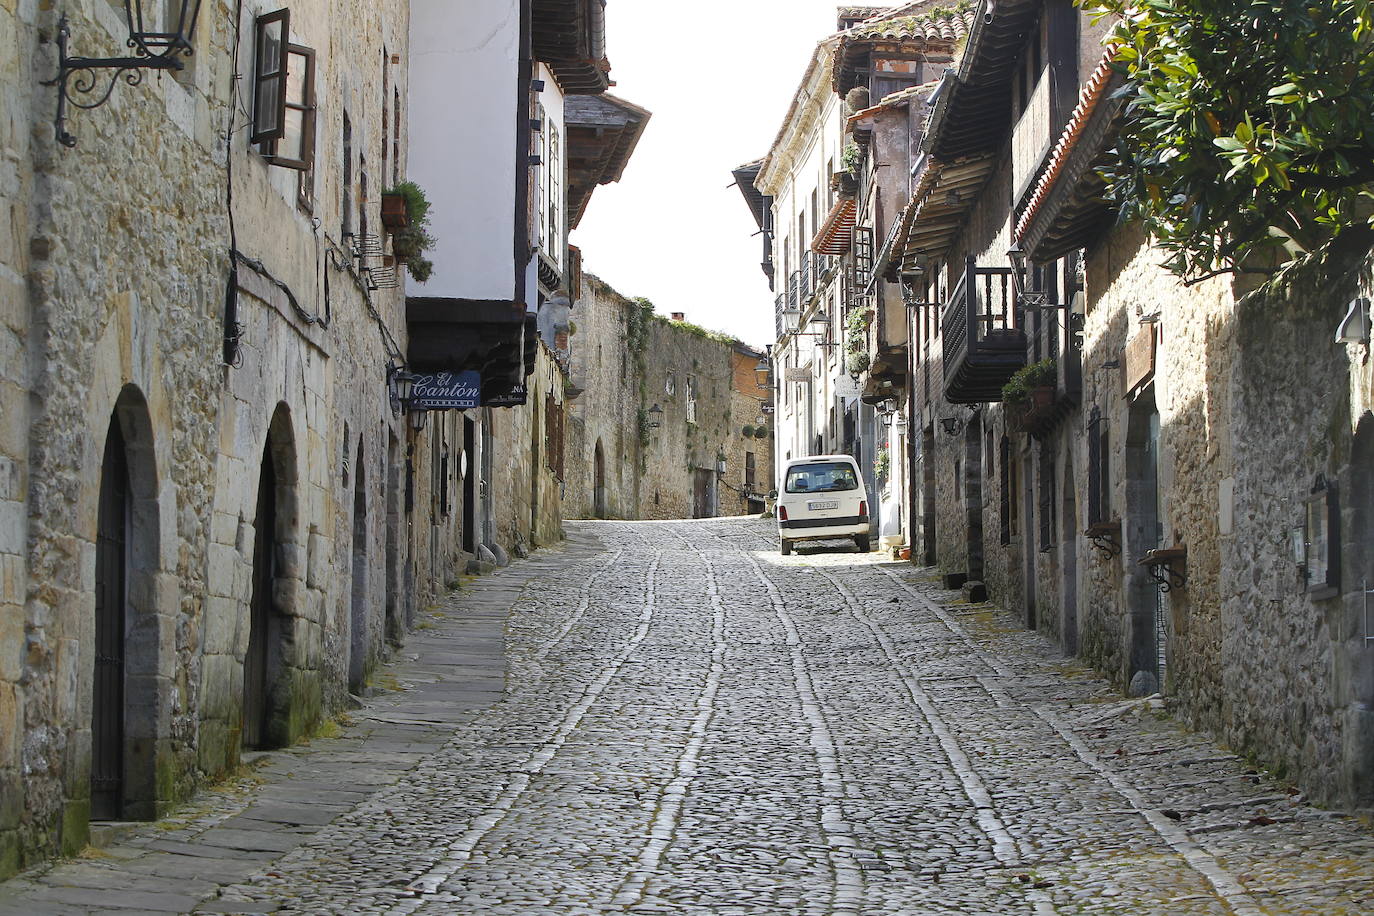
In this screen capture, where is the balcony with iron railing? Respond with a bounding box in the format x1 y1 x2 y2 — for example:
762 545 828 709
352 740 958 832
775 293 787 339
941 256 1025 404
800 255 813 300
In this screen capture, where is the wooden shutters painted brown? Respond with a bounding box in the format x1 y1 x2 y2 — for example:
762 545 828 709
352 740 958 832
251 9 290 144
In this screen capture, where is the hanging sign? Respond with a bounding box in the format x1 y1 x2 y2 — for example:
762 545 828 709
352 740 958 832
784 367 811 382
412 370 481 409
484 383 527 408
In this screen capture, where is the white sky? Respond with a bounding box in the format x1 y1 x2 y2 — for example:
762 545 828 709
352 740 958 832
572 1 876 350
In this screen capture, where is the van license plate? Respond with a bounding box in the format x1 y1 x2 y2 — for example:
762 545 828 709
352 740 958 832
808 500 839 510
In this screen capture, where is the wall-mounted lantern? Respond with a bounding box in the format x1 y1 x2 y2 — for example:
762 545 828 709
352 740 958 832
45 2 206 147
783 304 802 333
1336 297 1371 344
1300 474 1340 599
647 403 663 428
387 362 416 415
939 415 963 436
754 348 772 390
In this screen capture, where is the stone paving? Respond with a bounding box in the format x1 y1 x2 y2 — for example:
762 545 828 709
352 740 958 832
4 517 1374 915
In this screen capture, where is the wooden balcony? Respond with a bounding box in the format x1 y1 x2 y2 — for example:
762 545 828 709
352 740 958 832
941 257 1025 404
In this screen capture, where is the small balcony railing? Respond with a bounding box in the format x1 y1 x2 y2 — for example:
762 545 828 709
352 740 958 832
787 271 801 316
941 257 1026 404
800 256 813 299
775 293 787 339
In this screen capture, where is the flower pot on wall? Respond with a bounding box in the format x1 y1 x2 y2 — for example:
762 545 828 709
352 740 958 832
380 193 409 230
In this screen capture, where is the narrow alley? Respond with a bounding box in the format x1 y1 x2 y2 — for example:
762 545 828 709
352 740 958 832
5 518 1371 915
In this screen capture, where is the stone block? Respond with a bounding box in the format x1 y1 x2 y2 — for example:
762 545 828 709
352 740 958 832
208 542 242 599
199 653 241 723
203 595 242 655
0 456 20 500
0 682 19 766
942 572 968 590
962 580 988 603
0 499 20 556
307 531 330 590
1 555 22 604
0 602 20 683
211 509 239 547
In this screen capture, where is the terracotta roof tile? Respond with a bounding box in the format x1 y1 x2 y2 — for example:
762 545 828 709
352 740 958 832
1014 46 1122 243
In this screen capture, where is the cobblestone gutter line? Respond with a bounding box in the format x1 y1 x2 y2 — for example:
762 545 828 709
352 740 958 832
534 548 626 663
745 554 868 915
612 549 726 907
812 566 1052 916
391 552 665 911
869 563 1266 916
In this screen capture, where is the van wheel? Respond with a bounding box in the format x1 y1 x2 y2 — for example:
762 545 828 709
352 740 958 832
781 539 793 556
854 534 870 553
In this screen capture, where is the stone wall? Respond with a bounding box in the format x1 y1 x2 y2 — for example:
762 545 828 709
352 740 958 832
0 0 482 877
488 342 569 554
565 275 771 521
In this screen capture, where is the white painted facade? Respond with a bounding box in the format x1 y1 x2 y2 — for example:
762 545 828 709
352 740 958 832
408 0 520 302
757 38 877 502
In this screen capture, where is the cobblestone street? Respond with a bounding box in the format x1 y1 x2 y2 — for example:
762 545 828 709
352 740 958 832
5 518 1374 915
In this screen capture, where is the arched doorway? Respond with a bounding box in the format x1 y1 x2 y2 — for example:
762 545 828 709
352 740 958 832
921 424 937 565
385 432 402 646
93 415 130 819
92 389 164 820
963 416 984 581
244 440 279 749
594 439 607 518
1061 447 1080 653
350 438 369 692
243 405 297 750
1342 412 1374 805
1125 390 1164 693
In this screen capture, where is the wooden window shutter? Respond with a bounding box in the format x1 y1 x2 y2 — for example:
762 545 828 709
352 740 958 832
251 9 290 144
264 43 317 170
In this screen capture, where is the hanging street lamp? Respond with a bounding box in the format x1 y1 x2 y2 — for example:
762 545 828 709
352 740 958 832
44 2 207 147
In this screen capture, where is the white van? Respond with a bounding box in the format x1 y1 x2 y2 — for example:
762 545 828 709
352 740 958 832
775 454 870 555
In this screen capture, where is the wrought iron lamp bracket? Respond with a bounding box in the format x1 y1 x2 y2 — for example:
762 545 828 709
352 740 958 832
1083 520 1122 560
1139 545 1187 592
44 14 188 148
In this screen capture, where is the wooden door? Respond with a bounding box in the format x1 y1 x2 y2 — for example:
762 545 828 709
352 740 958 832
92 420 129 820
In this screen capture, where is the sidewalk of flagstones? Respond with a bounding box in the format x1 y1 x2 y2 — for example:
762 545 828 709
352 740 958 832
0 533 605 916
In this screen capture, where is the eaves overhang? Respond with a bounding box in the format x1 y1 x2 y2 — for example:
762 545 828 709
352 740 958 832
812 198 858 256
1015 49 1126 261
564 92 652 228
925 0 1041 161
533 0 612 95
731 159 770 231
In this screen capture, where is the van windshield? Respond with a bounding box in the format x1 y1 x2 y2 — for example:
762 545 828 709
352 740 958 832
785 462 859 494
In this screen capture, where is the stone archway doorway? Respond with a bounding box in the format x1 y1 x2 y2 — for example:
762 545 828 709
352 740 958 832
92 390 164 821
594 440 608 518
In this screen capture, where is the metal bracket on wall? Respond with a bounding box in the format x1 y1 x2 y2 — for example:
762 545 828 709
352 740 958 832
1083 519 1122 560
1139 545 1187 593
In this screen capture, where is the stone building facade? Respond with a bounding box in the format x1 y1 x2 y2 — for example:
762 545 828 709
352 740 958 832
868 0 1374 809
564 276 774 521
1 0 633 878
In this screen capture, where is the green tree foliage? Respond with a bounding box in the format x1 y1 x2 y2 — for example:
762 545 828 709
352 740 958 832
1092 0 1374 280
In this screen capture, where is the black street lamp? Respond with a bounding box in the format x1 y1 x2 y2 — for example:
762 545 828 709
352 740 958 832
45 2 206 147
647 404 664 428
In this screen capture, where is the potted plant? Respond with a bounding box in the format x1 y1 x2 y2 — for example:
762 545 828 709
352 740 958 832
1003 359 1057 410
383 180 437 282
380 192 409 229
